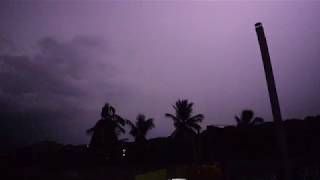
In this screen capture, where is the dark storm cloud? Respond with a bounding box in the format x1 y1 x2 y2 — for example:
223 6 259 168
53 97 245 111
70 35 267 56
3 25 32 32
0 36 125 148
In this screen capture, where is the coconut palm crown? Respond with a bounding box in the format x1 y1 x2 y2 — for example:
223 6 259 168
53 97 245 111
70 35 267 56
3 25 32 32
87 103 126 150
165 99 204 139
127 114 155 143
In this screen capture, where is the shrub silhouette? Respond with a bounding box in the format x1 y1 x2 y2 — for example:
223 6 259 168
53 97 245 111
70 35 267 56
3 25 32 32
235 109 264 127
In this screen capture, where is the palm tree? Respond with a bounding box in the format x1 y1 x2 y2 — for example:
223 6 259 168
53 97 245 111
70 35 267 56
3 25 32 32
165 99 204 139
86 103 126 155
127 114 155 143
235 109 264 127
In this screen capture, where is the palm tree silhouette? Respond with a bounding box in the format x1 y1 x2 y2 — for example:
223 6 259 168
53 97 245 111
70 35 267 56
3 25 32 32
127 114 155 143
87 103 126 156
235 109 264 127
165 99 204 139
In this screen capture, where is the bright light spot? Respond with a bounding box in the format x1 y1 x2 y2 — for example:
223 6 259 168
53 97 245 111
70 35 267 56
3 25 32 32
122 148 126 157
169 178 187 180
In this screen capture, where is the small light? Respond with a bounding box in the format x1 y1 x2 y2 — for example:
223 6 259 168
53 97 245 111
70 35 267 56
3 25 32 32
122 148 126 157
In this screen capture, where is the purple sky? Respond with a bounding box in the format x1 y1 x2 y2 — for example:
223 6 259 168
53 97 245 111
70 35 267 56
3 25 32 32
1 1 320 147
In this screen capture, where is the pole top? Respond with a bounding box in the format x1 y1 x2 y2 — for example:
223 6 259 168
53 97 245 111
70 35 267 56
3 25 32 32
255 22 263 28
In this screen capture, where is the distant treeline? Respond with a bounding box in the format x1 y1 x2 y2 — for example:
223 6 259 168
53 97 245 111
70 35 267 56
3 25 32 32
2 100 320 179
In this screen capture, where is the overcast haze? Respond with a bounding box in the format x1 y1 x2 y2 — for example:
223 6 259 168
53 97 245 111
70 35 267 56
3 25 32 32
1 1 320 148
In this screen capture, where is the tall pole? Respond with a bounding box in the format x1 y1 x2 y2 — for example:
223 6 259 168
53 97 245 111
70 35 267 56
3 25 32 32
255 22 291 180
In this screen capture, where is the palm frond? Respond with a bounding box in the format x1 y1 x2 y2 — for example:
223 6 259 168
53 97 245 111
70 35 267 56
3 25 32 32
114 114 126 126
165 113 179 122
235 115 241 124
86 127 95 135
189 123 201 132
115 124 126 134
109 105 115 115
126 120 138 136
146 118 155 129
126 120 135 128
187 114 204 124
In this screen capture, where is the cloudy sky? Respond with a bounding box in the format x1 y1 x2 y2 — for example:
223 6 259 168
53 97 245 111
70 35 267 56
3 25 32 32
1 0 320 148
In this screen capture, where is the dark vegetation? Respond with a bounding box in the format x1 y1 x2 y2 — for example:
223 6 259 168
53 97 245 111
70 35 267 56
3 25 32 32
2 100 320 179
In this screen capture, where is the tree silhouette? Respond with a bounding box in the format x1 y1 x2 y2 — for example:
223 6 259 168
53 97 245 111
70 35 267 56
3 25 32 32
127 114 155 143
86 103 126 157
165 99 204 139
235 109 264 127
